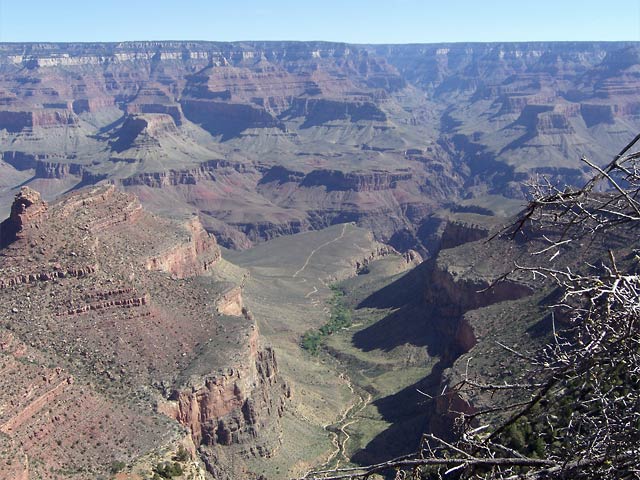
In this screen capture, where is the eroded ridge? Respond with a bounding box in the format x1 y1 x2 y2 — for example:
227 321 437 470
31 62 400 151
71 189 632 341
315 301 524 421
0 186 289 479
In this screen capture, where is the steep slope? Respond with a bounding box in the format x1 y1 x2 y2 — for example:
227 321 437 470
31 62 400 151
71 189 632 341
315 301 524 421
0 186 289 479
305 215 537 465
328 200 633 468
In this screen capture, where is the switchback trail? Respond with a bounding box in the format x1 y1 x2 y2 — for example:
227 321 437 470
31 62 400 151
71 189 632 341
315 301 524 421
303 369 372 478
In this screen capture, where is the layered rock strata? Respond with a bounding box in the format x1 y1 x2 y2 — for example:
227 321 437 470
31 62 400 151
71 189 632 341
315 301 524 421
0 185 288 479
1 41 637 253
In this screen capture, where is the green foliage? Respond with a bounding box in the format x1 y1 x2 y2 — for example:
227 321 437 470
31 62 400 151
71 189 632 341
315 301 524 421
301 285 352 354
505 422 527 451
301 330 323 354
152 461 183 479
109 460 126 474
499 363 640 461
173 445 190 462
501 404 552 459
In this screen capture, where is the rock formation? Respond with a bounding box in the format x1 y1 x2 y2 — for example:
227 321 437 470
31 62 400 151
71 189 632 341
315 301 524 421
0 186 48 246
0 41 637 254
351 212 545 458
0 186 289 479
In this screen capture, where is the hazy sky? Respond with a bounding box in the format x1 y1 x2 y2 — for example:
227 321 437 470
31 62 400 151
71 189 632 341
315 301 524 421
1 0 639 44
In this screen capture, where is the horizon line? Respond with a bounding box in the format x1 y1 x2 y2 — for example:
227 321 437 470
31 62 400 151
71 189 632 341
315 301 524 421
0 39 639 46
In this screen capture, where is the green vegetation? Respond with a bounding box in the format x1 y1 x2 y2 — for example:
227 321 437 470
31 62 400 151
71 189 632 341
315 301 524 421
301 285 352 354
500 363 640 461
151 461 183 479
147 447 191 479
109 460 126 474
173 445 190 462
501 414 547 459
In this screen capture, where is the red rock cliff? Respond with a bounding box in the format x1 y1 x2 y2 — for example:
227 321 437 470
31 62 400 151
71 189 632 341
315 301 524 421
0 187 48 246
158 325 290 458
146 217 221 278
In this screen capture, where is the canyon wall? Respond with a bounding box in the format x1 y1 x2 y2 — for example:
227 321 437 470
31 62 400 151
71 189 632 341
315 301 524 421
0 41 637 254
159 327 289 454
0 185 289 479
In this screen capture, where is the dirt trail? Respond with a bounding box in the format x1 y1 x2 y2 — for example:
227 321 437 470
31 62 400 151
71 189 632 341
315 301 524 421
292 223 374 478
303 370 372 477
338 391 372 464
293 224 348 278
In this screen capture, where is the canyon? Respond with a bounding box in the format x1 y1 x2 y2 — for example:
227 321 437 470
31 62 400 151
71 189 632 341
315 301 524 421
0 41 638 254
0 186 289 479
0 40 638 479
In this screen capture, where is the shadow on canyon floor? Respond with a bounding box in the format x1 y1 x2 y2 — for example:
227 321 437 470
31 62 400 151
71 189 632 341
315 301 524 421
350 362 447 465
348 261 467 467
352 261 451 358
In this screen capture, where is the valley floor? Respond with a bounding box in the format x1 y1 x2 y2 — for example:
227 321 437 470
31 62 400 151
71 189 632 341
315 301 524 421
226 224 435 478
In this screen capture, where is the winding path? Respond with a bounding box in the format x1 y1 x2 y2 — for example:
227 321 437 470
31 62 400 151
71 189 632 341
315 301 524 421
303 371 372 478
338 391 372 464
293 223 374 478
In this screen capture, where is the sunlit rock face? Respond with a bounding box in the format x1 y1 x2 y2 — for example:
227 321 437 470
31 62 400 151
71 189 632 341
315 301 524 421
0 41 638 255
0 185 289 478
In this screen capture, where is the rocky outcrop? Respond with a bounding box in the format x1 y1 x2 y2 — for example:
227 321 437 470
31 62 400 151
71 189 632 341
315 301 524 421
72 96 115 114
0 264 97 290
353 244 396 273
300 170 412 192
0 109 77 131
181 100 285 137
410 262 525 435
59 292 148 316
127 103 183 125
0 374 75 434
425 260 532 320
402 249 423 266
146 217 221 277
258 167 413 192
121 159 254 188
109 113 180 152
78 190 143 233
0 187 48 246
258 165 306 185
439 218 491 251
34 160 82 179
1 152 110 185
233 219 310 243
216 286 244 316
496 94 556 116
0 185 289 478
122 169 201 187
159 326 290 467
514 104 576 135
286 97 387 125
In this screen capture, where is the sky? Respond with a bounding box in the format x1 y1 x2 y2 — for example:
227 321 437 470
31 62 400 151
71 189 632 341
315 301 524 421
0 0 639 44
